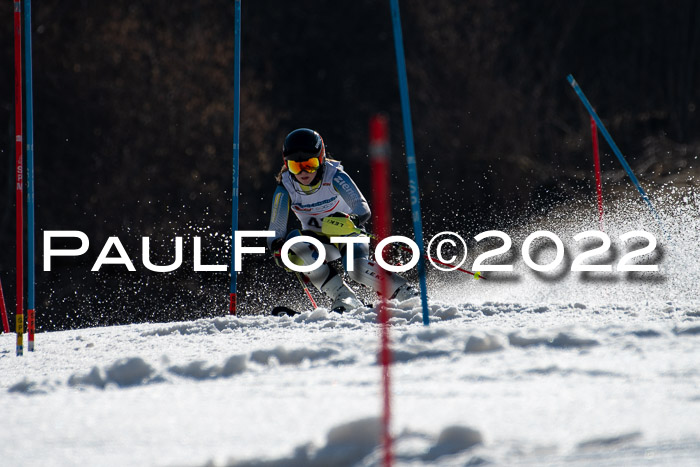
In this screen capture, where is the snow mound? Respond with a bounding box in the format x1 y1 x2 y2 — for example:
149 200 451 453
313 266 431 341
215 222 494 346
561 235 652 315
507 330 599 349
391 345 452 363
423 425 483 461
8 379 49 395
305 307 331 322
250 346 338 365
141 317 248 336
507 331 552 347
464 332 506 353
675 325 700 336
409 328 451 343
628 328 663 338
218 417 483 467
135 301 470 338
577 431 643 449
68 357 156 388
548 332 599 348
9 342 347 394
316 417 382 465
433 305 460 320
168 355 246 380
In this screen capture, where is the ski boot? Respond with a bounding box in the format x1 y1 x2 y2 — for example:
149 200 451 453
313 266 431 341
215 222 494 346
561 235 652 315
390 283 421 302
321 275 363 313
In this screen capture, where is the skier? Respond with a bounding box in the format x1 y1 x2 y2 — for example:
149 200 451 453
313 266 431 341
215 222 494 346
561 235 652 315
267 128 419 312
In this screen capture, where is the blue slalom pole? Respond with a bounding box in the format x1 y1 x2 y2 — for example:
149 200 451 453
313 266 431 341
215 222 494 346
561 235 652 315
567 75 665 233
23 0 36 351
229 0 241 315
389 0 430 325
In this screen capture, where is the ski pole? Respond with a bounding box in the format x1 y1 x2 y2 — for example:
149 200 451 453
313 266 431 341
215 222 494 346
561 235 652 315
294 271 318 309
322 217 485 279
393 241 484 279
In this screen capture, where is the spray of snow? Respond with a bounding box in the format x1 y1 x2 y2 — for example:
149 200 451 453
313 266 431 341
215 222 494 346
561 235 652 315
1 185 699 466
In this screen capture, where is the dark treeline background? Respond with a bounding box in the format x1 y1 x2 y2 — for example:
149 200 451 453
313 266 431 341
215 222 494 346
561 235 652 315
1 0 699 330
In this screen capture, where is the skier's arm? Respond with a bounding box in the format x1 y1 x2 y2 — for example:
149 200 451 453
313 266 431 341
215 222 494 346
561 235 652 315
267 184 291 249
332 170 371 226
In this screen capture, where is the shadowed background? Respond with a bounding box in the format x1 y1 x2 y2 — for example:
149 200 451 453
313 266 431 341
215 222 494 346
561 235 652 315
1 0 699 329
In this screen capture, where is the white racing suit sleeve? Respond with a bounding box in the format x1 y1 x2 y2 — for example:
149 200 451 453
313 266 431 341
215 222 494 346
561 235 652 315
332 170 371 225
267 184 290 249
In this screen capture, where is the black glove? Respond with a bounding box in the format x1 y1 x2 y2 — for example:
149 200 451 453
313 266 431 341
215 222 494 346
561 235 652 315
270 238 289 270
327 211 360 227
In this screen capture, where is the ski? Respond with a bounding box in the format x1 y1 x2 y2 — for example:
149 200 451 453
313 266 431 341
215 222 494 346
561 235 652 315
270 305 350 316
271 306 301 317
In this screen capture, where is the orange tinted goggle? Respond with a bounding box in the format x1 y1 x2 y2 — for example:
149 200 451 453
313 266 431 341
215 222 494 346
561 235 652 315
286 157 321 174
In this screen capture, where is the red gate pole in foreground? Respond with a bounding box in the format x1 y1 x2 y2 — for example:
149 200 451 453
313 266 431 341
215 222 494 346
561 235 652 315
370 114 393 467
14 0 25 355
0 279 10 334
590 117 605 231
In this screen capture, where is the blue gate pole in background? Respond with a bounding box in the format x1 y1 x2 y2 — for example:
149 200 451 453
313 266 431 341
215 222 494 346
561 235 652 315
389 0 430 325
567 75 666 236
229 0 242 315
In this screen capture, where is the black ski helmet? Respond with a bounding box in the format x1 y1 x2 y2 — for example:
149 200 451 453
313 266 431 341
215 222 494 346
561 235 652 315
282 128 325 163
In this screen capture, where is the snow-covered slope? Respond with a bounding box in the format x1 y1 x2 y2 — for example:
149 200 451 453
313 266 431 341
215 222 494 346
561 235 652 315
2 187 700 466
2 298 699 466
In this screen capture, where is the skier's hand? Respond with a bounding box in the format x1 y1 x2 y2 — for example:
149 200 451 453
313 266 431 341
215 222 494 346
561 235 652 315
270 238 290 270
327 211 360 228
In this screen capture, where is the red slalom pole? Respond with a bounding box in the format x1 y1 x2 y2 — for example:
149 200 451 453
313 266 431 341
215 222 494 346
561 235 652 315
294 272 318 309
370 114 393 467
14 0 25 356
590 117 604 230
0 279 9 334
